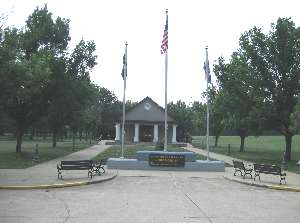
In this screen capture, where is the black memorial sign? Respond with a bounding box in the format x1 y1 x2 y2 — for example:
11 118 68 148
149 154 185 167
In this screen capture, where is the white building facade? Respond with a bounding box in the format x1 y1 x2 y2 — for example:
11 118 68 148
114 97 177 144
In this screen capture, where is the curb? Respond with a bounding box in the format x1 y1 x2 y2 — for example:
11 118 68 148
0 172 118 190
267 184 300 192
224 176 300 192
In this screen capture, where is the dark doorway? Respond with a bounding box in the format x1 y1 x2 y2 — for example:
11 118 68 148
140 125 153 142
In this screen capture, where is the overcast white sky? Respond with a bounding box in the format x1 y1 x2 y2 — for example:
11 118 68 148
2 0 300 106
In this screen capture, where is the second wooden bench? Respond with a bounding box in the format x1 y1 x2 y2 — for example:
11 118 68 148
253 163 286 184
57 160 94 179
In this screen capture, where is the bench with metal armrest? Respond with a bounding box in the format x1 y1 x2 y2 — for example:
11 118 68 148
232 160 253 179
253 163 286 184
92 159 105 176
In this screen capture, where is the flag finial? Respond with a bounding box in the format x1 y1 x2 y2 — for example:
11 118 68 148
166 9 168 14
205 45 208 50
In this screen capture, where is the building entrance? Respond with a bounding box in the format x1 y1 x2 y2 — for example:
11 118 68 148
140 125 153 142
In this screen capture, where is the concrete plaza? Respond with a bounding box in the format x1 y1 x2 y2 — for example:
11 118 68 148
1 170 300 223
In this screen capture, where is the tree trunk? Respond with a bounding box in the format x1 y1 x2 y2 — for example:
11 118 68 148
52 129 57 148
90 132 94 145
30 128 35 140
72 131 76 151
63 130 67 139
79 131 82 141
239 135 245 152
16 128 23 153
284 134 292 161
214 135 219 147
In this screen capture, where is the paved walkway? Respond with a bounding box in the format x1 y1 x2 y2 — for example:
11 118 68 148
0 140 117 189
184 143 300 191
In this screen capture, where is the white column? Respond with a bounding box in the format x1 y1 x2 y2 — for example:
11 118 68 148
153 124 159 143
134 123 139 143
115 123 121 141
172 125 177 143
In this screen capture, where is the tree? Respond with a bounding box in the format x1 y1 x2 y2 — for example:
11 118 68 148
42 25 99 147
0 26 51 152
26 5 72 147
190 101 206 136
0 5 98 152
1 5 71 152
23 5 70 57
239 18 300 160
46 56 70 147
168 101 193 142
65 39 97 145
214 55 263 151
95 87 122 139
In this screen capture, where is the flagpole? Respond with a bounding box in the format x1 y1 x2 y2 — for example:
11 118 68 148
164 47 168 151
164 9 168 152
121 42 127 159
205 46 210 161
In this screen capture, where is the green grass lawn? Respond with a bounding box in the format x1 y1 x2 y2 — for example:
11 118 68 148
93 145 207 163
192 135 300 173
0 136 96 169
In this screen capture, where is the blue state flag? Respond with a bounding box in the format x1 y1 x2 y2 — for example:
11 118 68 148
203 60 211 84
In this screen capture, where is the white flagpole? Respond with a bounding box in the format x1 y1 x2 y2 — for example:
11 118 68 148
164 9 168 152
205 46 210 161
121 42 127 159
164 47 168 151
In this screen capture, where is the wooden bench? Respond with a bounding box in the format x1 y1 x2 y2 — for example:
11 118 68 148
232 160 253 179
253 163 286 184
57 160 94 179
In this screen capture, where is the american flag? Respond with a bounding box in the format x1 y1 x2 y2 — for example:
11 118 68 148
160 11 168 54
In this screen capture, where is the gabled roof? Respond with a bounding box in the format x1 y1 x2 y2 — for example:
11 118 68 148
120 97 175 123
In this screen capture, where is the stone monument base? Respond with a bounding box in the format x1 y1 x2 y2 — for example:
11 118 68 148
107 151 225 172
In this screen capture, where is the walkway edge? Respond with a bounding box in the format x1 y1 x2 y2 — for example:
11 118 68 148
224 176 300 192
0 172 118 190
